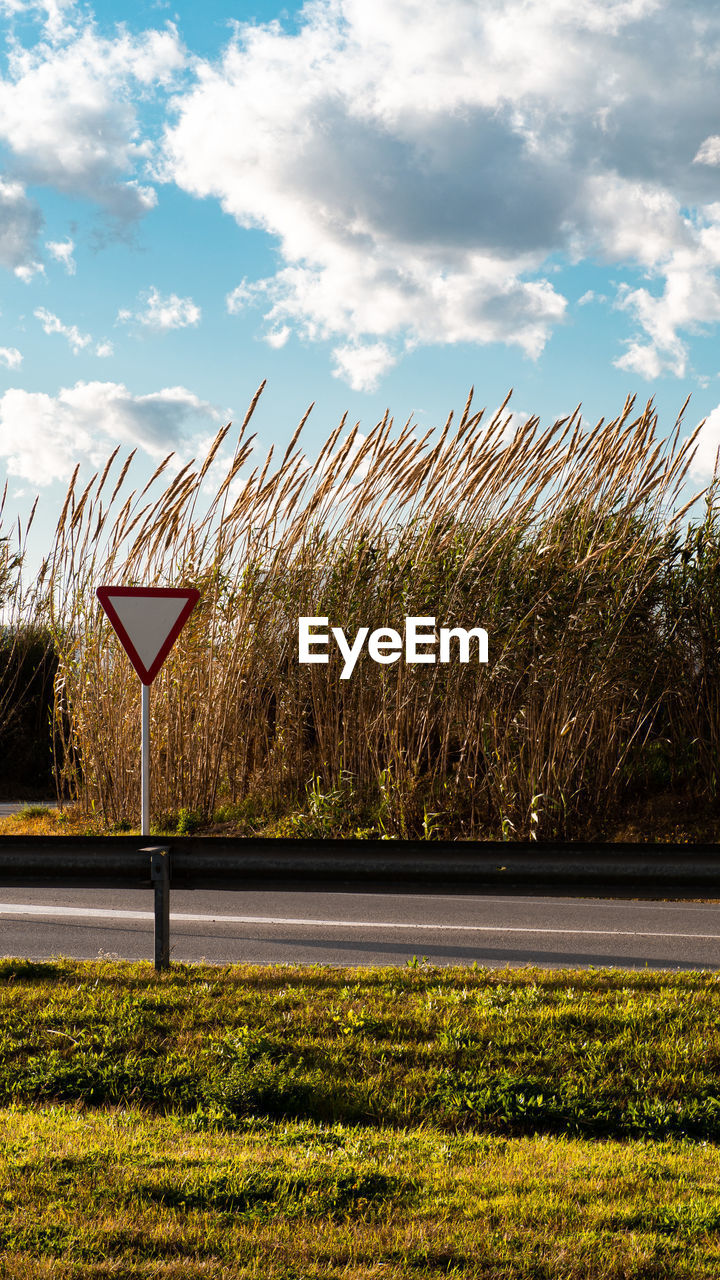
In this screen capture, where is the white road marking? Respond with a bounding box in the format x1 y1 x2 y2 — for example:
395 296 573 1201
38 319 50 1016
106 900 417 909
0 902 718 940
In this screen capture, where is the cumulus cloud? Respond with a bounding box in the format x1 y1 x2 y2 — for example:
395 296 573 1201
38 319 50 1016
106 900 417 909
0 347 22 369
46 237 75 273
690 405 720 481
331 342 396 392
0 0 77 42
606 200 720 381
160 0 720 385
34 306 111 357
0 177 42 272
118 285 201 331
14 260 44 283
265 324 291 350
225 283 252 315
0 22 185 221
0 379 221 484
614 341 671 381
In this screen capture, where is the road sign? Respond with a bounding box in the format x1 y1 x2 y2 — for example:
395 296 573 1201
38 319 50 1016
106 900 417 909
96 585 200 838
96 586 200 685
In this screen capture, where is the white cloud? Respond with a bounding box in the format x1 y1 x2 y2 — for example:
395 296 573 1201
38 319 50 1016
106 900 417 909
119 285 201 330
694 135 720 166
46 237 75 273
0 379 221 484
0 0 77 43
331 342 396 392
226 282 252 315
161 0 720 384
35 305 91 353
0 177 42 273
690 405 720 480
614 340 673 380
35 306 112 357
14 260 44 283
0 23 185 220
605 201 720 381
265 324 291 349
577 289 608 306
0 347 22 369
487 406 533 446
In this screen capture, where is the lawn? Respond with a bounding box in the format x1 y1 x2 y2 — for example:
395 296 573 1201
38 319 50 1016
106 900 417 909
2 959 720 1276
2 1107 720 1278
3 960 720 1139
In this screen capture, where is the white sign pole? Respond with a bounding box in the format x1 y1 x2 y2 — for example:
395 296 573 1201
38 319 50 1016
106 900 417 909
141 682 150 837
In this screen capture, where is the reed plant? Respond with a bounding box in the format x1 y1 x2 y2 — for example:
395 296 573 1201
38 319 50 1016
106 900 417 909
12 384 717 837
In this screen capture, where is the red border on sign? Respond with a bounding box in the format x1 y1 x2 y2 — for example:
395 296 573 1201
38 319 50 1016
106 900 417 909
96 586 200 685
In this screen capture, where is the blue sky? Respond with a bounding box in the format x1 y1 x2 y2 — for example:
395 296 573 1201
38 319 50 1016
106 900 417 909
3 0 720 562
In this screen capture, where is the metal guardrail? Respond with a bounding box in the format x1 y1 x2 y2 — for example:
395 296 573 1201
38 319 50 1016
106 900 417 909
1 835 719 970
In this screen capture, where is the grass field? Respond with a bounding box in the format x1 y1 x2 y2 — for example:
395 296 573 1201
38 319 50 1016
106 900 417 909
2 960 720 1276
3 1107 720 1278
4 960 720 1138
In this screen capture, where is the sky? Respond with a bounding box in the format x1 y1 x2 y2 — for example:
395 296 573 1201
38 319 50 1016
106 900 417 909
3 0 720 563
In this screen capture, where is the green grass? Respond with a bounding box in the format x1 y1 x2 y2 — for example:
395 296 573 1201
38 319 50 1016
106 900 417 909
4 961 720 1276
2 1107 720 1277
3 960 720 1139
16 804 53 819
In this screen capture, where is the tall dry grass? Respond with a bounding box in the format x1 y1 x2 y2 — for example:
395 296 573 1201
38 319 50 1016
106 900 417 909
6 383 712 837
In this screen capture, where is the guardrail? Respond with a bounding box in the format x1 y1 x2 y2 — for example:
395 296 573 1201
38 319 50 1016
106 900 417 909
1 835 718 970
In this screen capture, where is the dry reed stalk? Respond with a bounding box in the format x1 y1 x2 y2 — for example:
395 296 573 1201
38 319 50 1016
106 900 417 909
25 383 719 836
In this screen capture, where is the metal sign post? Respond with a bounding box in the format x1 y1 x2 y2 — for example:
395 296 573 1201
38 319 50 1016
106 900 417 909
96 585 200 968
142 683 150 837
149 846 170 970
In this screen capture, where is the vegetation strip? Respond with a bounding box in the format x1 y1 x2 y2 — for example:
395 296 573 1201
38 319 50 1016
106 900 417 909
3 959 720 1141
6 389 720 842
2 1106 720 1278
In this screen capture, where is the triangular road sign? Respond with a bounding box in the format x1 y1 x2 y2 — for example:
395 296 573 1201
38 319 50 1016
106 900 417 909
97 586 200 685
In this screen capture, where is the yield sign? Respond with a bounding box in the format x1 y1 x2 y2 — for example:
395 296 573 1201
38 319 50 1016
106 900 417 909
96 586 200 684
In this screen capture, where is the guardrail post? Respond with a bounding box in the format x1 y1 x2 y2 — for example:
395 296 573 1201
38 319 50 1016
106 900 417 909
147 845 171 971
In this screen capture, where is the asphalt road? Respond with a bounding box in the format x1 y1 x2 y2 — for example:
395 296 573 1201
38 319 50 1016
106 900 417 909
0 802 57 815
1 886 720 968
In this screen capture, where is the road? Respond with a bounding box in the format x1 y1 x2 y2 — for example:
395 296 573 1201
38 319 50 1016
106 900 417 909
1 886 719 968
0 801 58 817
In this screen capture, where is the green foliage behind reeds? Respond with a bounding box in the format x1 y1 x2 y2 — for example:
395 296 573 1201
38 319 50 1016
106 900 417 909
0 625 56 797
7 384 720 836
0 482 56 797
